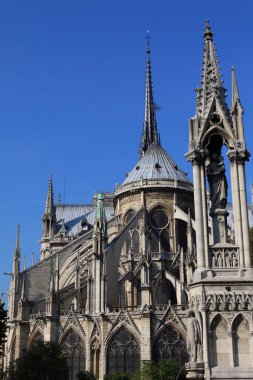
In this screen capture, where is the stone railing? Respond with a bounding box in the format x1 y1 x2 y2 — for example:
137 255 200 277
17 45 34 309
115 178 193 196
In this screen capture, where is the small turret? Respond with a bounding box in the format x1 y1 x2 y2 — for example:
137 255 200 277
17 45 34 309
41 175 56 258
93 193 107 253
13 225 21 274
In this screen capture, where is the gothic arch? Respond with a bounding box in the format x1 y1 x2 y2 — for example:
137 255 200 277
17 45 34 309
232 314 251 367
60 327 86 380
202 126 232 149
148 203 173 215
106 325 140 376
124 209 137 225
59 323 86 346
153 274 177 305
154 320 187 343
27 330 44 349
105 320 141 351
210 314 229 368
153 323 188 365
148 206 171 253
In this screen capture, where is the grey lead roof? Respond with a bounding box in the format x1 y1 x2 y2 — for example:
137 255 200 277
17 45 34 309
122 142 191 185
55 204 114 237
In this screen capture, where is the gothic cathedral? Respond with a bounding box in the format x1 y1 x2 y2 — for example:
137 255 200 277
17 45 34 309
5 22 253 380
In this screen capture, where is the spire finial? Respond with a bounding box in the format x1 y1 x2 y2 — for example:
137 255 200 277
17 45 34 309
146 30 150 53
204 20 213 41
15 225 21 257
231 65 242 111
139 32 160 157
13 225 21 274
44 174 54 215
196 21 228 116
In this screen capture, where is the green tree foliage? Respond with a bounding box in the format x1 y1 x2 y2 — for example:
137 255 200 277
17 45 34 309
0 303 7 357
5 341 69 380
104 360 186 380
141 359 185 380
77 370 96 380
104 373 130 380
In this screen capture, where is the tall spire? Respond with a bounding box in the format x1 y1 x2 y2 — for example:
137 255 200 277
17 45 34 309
196 21 227 116
139 31 159 157
231 66 242 111
13 225 21 274
44 175 54 215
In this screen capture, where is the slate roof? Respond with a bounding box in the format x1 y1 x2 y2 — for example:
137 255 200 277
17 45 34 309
55 204 114 237
122 142 191 185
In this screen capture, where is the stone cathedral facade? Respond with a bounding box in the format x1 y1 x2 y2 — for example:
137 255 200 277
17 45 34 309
5 22 253 380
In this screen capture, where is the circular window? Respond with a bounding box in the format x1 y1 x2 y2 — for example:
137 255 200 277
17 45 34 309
150 209 169 229
210 113 222 125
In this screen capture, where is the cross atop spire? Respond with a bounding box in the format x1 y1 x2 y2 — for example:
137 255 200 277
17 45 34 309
139 32 160 157
196 21 227 116
44 175 54 215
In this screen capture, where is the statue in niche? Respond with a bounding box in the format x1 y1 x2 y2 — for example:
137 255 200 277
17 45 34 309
207 152 228 211
186 309 202 363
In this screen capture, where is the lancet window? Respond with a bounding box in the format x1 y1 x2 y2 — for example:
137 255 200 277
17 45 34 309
149 208 170 254
61 329 85 380
106 327 140 376
153 324 188 364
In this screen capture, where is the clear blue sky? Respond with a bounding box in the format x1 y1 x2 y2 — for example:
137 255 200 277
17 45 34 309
1 0 253 298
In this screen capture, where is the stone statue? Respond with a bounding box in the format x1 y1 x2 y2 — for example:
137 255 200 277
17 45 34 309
186 309 202 363
207 153 228 211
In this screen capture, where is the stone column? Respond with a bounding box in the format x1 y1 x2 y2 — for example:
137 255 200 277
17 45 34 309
227 331 235 367
201 310 210 378
140 311 152 361
192 161 206 269
200 164 210 267
238 162 251 268
229 157 244 266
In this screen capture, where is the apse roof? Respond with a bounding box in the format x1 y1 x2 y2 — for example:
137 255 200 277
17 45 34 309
122 142 191 185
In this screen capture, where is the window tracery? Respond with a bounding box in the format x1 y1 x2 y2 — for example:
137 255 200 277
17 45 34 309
61 329 85 380
153 325 188 365
107 327 140 375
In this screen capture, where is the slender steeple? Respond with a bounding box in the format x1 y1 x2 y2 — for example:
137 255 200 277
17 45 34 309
44 175 54 215
13 225 21 274
139 31 159 157
196 21 227 116
231 66 243 112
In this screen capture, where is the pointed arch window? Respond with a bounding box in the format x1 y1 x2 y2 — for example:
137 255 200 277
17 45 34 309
106 327 140 376
233 315 250 367
149 208 170 253
153 325 188 365
210 315 229 367
61 329 85 380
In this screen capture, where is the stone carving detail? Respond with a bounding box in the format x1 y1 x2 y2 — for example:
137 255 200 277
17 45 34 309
108 311 141 338
148 193 174 200
186 310 202 363
120 195 140 206
211 247 239 268
190 292 253 311
60 310 86 339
